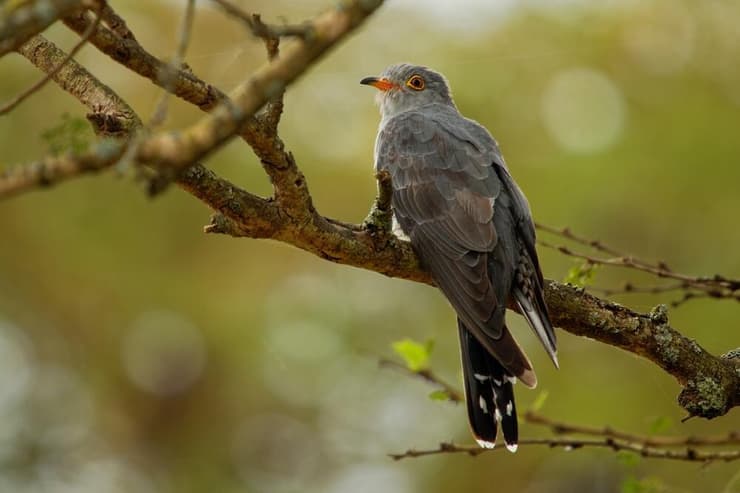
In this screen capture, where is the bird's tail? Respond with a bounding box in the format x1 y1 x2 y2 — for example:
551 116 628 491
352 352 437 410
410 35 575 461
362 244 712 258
458 320 519 452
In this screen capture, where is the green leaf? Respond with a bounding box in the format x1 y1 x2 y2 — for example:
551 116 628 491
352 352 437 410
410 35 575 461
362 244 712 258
530 390 549 412
40 113 91 157
564 262 598 287
391 337 433 371
649 415 673 434
621 476 665 493
621 476 641 493
616 450 641 468
428 390 449 401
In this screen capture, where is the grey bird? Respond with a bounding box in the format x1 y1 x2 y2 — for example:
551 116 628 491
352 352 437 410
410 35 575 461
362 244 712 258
361 64 558 451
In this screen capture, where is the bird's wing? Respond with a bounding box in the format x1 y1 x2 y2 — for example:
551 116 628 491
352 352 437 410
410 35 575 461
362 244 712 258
494 166 558 366
376 110 537 386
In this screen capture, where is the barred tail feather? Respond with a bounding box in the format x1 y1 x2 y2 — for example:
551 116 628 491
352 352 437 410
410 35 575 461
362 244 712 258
458 320 519 451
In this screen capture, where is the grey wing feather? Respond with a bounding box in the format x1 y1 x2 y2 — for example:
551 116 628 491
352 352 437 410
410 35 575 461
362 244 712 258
376 109 540 387
494 166 558 366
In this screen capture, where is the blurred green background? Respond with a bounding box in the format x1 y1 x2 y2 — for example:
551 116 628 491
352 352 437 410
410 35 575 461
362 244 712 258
1 0 739 491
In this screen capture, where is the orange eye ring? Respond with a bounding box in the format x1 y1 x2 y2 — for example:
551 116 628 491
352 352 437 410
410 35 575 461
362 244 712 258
406 75 425 91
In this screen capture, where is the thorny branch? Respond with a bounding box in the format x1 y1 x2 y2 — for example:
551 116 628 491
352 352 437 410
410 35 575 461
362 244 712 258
0 0 738 441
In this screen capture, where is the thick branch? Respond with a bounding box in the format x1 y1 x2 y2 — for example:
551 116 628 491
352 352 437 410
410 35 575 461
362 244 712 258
63 0 380 214
199 181 739 419
2 0 736 423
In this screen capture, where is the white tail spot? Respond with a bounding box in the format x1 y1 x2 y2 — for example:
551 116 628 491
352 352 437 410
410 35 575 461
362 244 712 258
478 396 489 414
476 438 496 449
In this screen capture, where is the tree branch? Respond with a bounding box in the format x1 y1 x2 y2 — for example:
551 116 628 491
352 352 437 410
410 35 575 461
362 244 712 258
378 357 464 404
17 34 141 136
1 0 737 425
1 3 102 116
0 0 86 56
389 438 740 463
536 223 740 301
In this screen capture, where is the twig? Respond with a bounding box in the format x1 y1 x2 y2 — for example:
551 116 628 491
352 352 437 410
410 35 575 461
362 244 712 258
362 169 393 234
591 281 690 297
0 2 103 115
379 357 463 403
0 142 125 197
209 0 312 40
4 0 739 422
536 223 740 293
148 0 196 128
389 439 740 462
124 0 197 194
536 222 623 257
389 411 740 462
538 239 740 303
524 411 740 447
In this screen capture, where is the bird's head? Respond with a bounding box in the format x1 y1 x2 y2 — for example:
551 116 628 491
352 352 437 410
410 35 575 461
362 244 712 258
361 63 454 120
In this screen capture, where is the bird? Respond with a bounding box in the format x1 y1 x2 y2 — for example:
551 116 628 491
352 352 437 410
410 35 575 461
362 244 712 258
361 64 558 452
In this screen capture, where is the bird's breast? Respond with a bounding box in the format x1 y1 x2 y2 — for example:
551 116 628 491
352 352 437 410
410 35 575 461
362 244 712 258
391 215 411 241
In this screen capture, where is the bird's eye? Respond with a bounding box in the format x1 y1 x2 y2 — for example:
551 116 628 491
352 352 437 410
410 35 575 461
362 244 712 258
406 75 425 91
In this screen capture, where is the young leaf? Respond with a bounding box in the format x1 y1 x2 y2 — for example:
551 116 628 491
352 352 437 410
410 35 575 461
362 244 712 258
616 450 641 468
649 415 673 434
41 113 91 156
391 337 433 372
564 261 598 287
428 390 449 401
530 390 549 412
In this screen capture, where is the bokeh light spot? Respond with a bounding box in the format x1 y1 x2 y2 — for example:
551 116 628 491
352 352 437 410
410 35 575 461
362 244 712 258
121 311 207 396
621 2 695 75
541 67 626 154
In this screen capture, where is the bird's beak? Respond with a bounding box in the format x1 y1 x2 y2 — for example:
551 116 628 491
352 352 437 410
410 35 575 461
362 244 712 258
360 76 395 91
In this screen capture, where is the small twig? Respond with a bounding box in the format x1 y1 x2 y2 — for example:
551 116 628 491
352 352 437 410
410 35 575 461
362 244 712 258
389 439 740 462
591 281 690 297
536 224 740 294
99 2 135 40
0 141 125 198
524 411 740 447
379 357 463 403
362 170 393 234
382 354 740 462
252 14 284 132
538 239 740 303
588 282 716 308
124 0 196 194
0 2 103 115
148 0 196 128
536 222 623 257
209 0 312 40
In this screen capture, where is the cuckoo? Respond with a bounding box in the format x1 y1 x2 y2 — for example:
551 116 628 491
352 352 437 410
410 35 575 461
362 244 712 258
361 63 558 451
